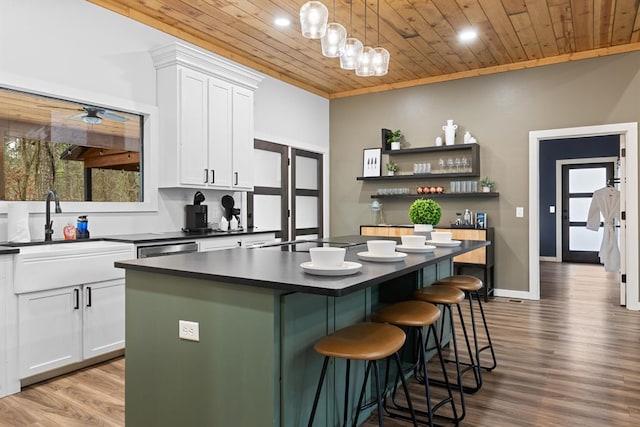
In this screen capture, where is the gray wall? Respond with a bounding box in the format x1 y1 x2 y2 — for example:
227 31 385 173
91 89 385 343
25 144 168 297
330 52 640 293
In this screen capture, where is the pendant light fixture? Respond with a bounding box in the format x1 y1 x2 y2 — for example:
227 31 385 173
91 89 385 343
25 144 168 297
339 0 363 70
321 0 347 57
372 0 390 76
300 1 328 39
355 0 374 76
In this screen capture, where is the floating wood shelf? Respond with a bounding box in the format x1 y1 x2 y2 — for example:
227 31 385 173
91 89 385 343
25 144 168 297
371 192 499 200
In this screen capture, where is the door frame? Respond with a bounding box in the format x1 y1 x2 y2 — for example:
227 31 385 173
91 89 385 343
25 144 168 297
248 139 289 240
555 157 618 263
529 123 639 310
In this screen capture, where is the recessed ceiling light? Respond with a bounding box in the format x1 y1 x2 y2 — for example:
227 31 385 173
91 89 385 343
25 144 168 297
274 17 291 27
459 29 477 42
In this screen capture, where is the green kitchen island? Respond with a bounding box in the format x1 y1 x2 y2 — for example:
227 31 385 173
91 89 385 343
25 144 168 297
115 236 489 427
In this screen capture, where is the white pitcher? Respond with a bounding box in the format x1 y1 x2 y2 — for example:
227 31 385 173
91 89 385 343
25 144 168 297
443 119 457 145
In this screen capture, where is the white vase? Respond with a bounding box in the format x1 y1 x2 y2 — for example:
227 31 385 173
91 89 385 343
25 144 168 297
391 141 401 150
482 186 491 193
387 171 395 176
443 119 457 145
464 131 472 144
435 136 443 146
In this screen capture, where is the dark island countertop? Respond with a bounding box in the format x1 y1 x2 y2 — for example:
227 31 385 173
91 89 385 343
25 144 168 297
115 235 489 297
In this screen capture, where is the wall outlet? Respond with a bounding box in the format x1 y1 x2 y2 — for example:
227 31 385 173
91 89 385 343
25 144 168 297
516 207 524 218
179 320 200 342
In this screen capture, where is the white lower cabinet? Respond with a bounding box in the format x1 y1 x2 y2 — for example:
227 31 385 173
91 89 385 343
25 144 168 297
83 279 125 358
18 279 124 379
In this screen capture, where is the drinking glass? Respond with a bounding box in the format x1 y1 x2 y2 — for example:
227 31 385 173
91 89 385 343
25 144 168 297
447 158 454 172
455 157 461 172
438 158 445 173
461 157 469 172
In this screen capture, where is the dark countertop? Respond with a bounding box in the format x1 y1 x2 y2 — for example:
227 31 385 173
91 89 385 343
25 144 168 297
115 235 489 297
0 228 277 248
0 246 19 255
101 228 277 244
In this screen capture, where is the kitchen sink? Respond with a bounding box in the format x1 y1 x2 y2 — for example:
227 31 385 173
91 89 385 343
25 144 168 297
13 240 136 294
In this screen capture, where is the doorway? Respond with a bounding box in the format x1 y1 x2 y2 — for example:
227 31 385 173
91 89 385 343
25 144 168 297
248 139 323 242
529 122 639 310
561 161 615 264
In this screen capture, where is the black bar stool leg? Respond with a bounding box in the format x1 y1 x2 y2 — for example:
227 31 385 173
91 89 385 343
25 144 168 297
308 356 330 427
456 302 482 392
473 290 497 371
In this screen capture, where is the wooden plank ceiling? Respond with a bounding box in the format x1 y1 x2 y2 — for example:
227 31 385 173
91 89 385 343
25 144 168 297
93 1 640 98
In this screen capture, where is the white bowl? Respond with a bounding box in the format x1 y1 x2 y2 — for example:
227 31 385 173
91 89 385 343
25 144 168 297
430 231 453 242
401 235 426 248
366 240 397 256
309 247 346 268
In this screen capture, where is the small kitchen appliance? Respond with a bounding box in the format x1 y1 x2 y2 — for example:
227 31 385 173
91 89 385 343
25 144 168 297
221 195 242 230
184 191 212 233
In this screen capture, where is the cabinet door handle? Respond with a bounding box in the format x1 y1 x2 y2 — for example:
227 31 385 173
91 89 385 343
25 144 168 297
73 289 80 310
86 287 92 307
211 169 215 183
204 169 209 183
234 172 238 186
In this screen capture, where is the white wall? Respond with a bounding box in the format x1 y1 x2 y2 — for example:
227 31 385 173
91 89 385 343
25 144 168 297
0 0 329 241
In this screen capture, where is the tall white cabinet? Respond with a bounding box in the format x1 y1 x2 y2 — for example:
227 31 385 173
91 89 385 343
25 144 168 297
152 42 263 190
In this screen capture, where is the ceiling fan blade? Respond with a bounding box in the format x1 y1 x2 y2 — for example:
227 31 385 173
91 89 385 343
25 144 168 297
100 111 128 122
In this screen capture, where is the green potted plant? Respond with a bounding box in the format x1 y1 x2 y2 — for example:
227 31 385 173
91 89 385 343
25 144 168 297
386 161 398 176
479 176 496 192
387 129 402 150
408 198 442 232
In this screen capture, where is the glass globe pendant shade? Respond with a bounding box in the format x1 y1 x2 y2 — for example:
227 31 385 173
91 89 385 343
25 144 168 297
355 46 375 77
372 47 390 76
339 37 363 70
300 1 329 39
321 22 347 57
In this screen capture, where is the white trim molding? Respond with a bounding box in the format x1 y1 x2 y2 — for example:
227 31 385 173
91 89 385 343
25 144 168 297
494 289 536 300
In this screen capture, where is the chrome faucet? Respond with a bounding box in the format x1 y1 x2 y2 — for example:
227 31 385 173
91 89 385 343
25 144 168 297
44 190 62 242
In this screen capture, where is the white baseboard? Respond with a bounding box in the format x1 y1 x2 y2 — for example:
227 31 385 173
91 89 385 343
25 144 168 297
539 256 560 262
494 288 538 300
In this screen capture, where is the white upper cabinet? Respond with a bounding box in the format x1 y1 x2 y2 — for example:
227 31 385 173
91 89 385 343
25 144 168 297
152 42 263 190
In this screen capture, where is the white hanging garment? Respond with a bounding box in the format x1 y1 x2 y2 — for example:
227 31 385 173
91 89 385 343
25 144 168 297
586 186 620 272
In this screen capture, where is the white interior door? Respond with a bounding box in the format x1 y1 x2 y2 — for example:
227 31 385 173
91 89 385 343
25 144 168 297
618 139 627 305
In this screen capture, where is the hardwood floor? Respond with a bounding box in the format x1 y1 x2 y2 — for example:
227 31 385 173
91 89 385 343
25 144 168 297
1 262 638 426
0 358 124 426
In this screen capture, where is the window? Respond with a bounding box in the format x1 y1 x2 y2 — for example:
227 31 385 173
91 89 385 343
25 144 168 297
0 87 142 202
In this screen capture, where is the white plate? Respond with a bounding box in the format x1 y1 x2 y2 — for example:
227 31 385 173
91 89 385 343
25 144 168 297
357 251 408 262
396 244 436 253
300 261 363 276
426 240 462 247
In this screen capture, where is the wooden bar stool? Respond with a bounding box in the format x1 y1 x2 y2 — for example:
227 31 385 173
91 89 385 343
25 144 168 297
412 285 476 422
434 275 497 374
372 301 458 427
308 323 417 427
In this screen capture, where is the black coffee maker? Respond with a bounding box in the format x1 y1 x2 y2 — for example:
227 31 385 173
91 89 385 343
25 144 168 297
184 191 212 233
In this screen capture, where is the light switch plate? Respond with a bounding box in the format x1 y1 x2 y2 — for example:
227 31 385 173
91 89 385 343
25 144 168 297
549 206 555 213
516 207 524 218
179 320 200 342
